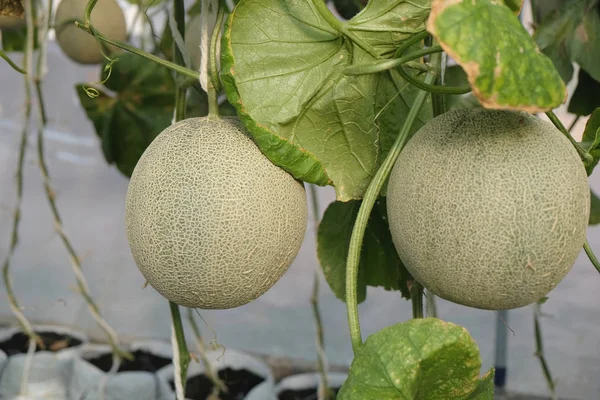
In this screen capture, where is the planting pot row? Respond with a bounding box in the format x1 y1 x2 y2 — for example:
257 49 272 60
0 325 346 400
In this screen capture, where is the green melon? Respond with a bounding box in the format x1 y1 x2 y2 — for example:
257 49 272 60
386 109 590 310
54 0 127 65
125 117 308 309
0 15 25 30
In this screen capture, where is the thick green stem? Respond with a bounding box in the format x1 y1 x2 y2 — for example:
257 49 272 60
545 111 592 165
170 302 191 397
568 115 581 133
345 46 443 76
411 281 424 319
396 65 470 94
584 240 600 274
345 70 436 354
311 0 378 58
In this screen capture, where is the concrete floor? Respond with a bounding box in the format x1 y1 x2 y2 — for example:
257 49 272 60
1 8 599 400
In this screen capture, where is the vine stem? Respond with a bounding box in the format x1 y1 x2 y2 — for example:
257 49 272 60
204 0 221 119
345 64 437 353
0 49 26 74
534 303 558 400
75 0 198 80
308 185 333 400
344 46 443 76
310 0 378 58
33 0 132 364
187 308 227 396
545 110 592 165
567 115 581 133
170 302 191 400
545 111 599 274
583 240 600 274
1 0 41 395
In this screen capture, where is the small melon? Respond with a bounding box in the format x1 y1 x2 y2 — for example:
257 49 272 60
386 109 590 310
0 15 25 30
125 117 308 309
54 0 127 65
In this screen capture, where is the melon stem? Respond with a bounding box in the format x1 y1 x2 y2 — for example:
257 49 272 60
205 0 224 119
545 110 593 166
344 48 439 355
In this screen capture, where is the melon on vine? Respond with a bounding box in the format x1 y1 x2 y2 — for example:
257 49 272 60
125 117 308 309
386 108 590 310
54 0 127 65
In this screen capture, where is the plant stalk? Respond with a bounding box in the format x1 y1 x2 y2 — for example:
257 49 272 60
345 64 438 354
170 302 191 399
311 0 378 58
344 46 443 76
33 0 132 363
0 49 27 74
584 240 600 274
545 110 592 165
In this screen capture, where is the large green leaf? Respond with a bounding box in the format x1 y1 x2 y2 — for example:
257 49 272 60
533 0 600 84
317 198 411 304
428 0 567 113
75 53 175 177
337 318 484 400
222 0 432 201
467 368 495 400
580 108 600 176
568 69 600 116
346 0 432 56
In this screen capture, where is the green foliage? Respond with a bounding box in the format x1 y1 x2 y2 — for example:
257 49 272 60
337 318 488 399
590 190 600 225
444 65 481 111
221 0 432 201
317 197 411 304
568 69 600 117
580 108 600 176
533 0 600 84
428 0 566 112
76 53 175 177
467 368 495 400
1 25 39 52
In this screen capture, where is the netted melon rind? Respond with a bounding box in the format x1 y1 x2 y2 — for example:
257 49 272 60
387 109 590 310
125 117 308 309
